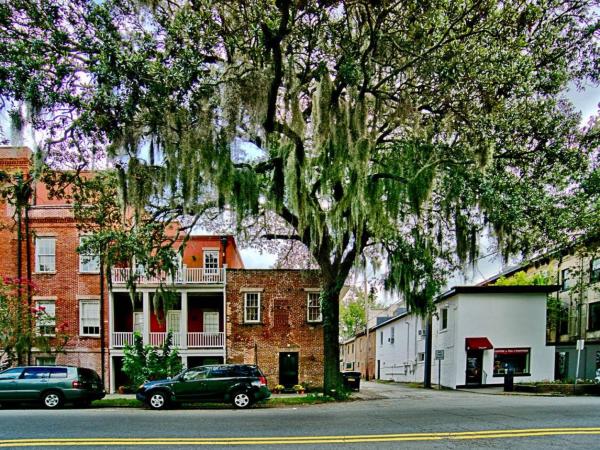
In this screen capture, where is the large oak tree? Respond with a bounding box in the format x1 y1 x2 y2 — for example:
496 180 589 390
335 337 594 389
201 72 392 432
1 0 598 392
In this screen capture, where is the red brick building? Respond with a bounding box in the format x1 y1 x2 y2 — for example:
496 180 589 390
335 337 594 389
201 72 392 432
1 147 325 392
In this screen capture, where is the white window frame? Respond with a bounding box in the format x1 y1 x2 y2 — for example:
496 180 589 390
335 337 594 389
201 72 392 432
204 250 219 274
440 308 448 331
307 292 322 323
35 237 56 273
36 299 56 336
79 237 100 273
244 292 261 323
79 299 101 337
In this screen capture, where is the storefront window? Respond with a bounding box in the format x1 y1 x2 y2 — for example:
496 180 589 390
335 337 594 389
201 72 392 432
493 348 530 376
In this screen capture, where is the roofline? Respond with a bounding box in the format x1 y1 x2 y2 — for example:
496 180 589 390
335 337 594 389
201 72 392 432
370 284 559 332
436 285 560 302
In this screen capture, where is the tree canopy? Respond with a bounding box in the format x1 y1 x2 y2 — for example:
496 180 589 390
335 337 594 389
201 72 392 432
1 0 598 391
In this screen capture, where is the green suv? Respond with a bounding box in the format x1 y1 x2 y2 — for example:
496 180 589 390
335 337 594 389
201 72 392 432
0 366 105 408
137 364 270 410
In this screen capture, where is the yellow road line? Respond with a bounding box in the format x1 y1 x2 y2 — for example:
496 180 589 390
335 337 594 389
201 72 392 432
0 428 599 447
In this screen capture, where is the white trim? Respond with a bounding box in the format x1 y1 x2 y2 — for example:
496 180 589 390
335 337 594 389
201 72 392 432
35 236 56 273
303 288 321 292
79 299 101 337
240 287 264 293
244 292 261 323
306 292 323 323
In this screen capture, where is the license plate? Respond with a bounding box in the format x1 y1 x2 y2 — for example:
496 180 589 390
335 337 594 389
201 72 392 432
92 384 98 389
347 378 355 382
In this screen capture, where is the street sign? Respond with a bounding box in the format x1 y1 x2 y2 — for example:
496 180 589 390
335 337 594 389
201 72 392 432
435 350 444 360
576 339 585 350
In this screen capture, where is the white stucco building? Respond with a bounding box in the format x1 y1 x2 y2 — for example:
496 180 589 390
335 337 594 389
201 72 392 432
375 286 558 388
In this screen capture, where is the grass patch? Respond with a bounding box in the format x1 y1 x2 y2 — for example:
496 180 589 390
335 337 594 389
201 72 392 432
261 394 337 407
92 398 142 408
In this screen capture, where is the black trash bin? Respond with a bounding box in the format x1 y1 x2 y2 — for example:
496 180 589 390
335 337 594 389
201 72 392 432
504 369 514 392
342 371 361 391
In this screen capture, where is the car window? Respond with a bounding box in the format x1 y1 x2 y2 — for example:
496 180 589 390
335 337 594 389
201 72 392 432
0 368 23 380
22 367 50 379
231 365 253 377
78 368 99 381
182 368 208 381
48 368 68 378
208 366 232 378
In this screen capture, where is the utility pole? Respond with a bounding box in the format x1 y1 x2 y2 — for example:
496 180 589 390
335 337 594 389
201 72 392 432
364 272 369 381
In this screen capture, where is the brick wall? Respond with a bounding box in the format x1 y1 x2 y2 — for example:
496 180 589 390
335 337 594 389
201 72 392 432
226 269 324 388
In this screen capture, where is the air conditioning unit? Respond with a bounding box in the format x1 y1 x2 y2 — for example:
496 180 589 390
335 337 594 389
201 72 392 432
418 330 425 336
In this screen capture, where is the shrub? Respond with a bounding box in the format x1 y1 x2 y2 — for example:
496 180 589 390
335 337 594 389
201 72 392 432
122 331 182 388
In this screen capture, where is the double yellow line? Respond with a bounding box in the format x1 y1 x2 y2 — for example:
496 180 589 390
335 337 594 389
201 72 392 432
1 428 600 447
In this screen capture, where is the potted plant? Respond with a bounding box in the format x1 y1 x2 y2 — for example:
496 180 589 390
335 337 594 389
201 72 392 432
273 384 285 394
293 384 305 394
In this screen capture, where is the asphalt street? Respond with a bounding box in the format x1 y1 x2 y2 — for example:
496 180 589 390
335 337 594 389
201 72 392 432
0 381 599 449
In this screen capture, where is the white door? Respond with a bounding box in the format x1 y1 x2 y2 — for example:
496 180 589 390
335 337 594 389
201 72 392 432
167 310 181 346
203 311 219 333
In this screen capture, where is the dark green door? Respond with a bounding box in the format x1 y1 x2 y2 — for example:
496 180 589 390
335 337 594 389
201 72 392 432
173 367 209 401
0 368 24 400
279 352 299 388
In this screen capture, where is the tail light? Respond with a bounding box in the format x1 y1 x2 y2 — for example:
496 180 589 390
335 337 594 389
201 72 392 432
258 376 267 387
72 380 82 389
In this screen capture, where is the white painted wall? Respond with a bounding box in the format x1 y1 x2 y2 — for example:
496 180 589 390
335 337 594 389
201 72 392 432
376 315 426 383
375 289 555 388
450 292 555 388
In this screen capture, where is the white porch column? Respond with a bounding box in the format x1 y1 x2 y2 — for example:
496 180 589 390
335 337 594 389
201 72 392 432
222 285 227 362
108 291 114 348
143 291 150 345
181 291 188 350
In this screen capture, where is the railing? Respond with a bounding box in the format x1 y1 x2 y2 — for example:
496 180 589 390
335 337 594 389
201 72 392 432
149 332 181 347
111 332 134 348
111 332 224 349
188 332 224 348
111 267 225 285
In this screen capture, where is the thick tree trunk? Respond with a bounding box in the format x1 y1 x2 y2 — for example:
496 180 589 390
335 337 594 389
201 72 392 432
321 276 345 396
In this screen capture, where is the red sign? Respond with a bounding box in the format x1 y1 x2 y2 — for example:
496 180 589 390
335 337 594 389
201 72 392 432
494 348 529 355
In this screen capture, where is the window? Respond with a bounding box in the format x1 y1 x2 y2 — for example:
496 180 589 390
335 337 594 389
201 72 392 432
440 308 448 330
380 331 383 345
36 356 56 366
591 258 600 284
183 367 209 381
0 368 23 380
345 362 352 370
417 352 425 362
588 302 600 332
307 292 322 322
80 299 100 336
203 311 219 333
493 348 530 376
35 237 55 272
561 268 572 290
244 292 261 323
204 250 219 274
36 300 56 336
79 237 100 273
390 327 395 344
22 367 50 379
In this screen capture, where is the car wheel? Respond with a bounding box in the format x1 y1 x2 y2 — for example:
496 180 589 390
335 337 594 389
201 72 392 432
147 391 169 410
42 391 64 409
232 391 253 409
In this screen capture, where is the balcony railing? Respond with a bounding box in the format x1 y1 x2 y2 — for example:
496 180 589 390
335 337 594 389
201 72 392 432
111 267 225 285
111 332 225 349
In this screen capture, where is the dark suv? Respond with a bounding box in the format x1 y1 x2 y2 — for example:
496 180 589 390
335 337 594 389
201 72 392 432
137 364 270 409
0 366 105 408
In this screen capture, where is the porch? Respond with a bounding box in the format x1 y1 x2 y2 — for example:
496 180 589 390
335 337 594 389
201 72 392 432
111 267 225 286
110 291 225 351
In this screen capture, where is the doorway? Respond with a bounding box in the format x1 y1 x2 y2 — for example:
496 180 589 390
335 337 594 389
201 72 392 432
279 352 299 388
465 350 483 385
